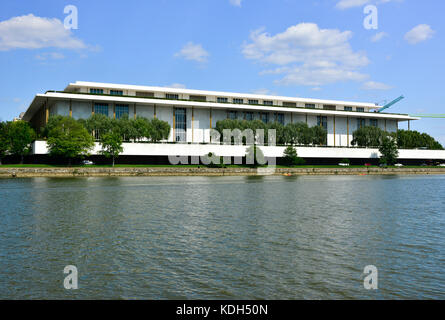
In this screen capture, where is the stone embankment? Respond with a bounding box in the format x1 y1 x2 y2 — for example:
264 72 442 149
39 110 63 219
1 167 445 178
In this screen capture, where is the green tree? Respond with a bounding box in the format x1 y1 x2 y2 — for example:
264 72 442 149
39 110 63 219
47 116 94 165
283 145 305 166
111 115 138 142
7 120 36 164
284 122 312 145
352 126 386 148
133 117 152 142
100 132 123 167
245 145 265 167
0 122 9 165
149 118 171 142
395 129 443 150
379 136 399 165
85 114 112 140
311 125 327 146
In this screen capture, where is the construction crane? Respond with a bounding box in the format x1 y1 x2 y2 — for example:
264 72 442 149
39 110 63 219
377 95 404 113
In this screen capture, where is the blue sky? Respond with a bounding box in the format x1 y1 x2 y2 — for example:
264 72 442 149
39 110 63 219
0 0 444 144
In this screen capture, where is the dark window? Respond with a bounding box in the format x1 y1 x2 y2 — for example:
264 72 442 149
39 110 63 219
323 105 336 111
276 113 285 125
317 116 328 130
356 107 365 112
217 97 228 103
370 119 378 127
175 108 186 142
357 118 366 129
115 104 129 119
228 111 237 120
136 91 154 97
263 100 273 106
244 112 254 121
166 93 179 100
189 95 206 102
233 98 244 104
90 88 104 94
260 112 269 124
305 103 316 109
110 90 123 96
283 102 297 108
344 106 353 111
94 103 108 116
248 99 259 105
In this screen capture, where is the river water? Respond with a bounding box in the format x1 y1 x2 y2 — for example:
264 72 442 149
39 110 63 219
0 175 444 299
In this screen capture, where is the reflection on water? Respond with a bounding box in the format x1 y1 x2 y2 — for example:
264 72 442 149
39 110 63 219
0 175 444 299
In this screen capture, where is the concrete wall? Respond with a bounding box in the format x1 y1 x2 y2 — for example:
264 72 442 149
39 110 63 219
32 140 445 160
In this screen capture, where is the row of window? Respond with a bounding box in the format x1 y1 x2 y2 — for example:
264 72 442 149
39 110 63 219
94 103 129 119
88 88 368 112
227 111 285 125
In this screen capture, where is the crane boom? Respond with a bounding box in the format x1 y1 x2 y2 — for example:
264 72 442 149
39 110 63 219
377 95 404 113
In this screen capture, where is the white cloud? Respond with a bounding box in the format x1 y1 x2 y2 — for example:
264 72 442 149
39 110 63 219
371 32 388 42
336 0 370 9
35 52 65 60
242 23 369 86
229 0 242 7
0 14 86 51
362 81 393 90
251 88 277 95
168 83 186 89
336 0 402 10
404 24 434 45
175 42 209 63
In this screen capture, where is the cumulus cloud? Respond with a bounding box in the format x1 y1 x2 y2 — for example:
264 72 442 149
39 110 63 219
175 42 209 63
35 52 65 60
336 0 370 9
229 0 242 7
404 24 434 44
362 81 393 90
371 32 388 42
336 0 403 9
242 23 369 86
168 83 186 89
0 14 86 51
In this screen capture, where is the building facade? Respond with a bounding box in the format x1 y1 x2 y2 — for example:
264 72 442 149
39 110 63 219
23 81 417 148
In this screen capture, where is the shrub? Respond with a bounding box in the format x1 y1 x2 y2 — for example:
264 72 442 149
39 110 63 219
283 145 305 166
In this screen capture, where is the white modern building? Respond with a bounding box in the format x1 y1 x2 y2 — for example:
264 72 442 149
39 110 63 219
22 81 445 163
24 81 417 147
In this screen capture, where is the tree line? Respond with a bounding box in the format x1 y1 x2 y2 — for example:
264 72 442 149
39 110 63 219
214 119 327 146
0 117 442 166
351 126 443 150
0 115 171 166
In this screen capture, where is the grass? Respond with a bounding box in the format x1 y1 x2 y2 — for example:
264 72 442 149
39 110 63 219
1 164 443 169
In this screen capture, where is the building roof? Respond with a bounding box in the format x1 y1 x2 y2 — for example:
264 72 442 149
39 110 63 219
66 81 380 109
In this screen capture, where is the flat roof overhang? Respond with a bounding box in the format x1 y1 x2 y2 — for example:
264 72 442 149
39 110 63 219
23 92 419 122
66 81 381 109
